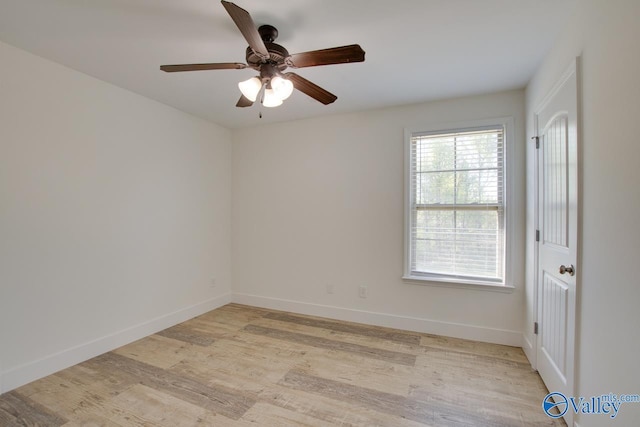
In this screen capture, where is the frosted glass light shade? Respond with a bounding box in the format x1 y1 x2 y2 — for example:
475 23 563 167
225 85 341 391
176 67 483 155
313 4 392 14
238 77 262 102
263 88 283 107
271 76 294 100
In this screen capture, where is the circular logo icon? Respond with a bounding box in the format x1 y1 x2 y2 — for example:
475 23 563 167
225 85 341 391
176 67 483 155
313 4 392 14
543 392 568 418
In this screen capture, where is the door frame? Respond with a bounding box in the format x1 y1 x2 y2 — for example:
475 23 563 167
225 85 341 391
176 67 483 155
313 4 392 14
530 56 582 401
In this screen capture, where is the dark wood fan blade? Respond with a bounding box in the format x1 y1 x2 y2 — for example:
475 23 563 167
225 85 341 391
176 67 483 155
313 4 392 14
286 44 365 68
221 1 269 60
285 73 337 105
160 63 246 72
236 94 254 108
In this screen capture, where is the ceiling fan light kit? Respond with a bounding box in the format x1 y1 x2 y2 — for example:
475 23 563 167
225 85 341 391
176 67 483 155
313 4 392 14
160 0 365 109
238 76 262 102
262 87 283 108
271 76 294 101
238 63 294 108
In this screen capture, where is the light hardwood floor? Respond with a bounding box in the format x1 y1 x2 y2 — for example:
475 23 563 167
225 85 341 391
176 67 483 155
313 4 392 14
0 304 564 426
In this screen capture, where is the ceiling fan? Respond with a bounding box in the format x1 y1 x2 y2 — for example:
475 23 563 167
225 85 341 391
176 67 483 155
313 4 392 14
160 0 365 108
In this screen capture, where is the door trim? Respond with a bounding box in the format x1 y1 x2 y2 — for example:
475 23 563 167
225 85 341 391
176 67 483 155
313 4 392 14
531 55 582 403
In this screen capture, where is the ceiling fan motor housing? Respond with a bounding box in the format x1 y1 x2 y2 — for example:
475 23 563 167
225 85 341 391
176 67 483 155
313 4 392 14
245 25 289 72
245 43 289 71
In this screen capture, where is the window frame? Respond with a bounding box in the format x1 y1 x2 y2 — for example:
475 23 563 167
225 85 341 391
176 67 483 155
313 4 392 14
403 117 515 291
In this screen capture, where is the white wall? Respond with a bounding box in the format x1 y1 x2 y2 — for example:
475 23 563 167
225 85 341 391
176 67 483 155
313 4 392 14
0 41 233 392
232 90 525 345
525 1 640 425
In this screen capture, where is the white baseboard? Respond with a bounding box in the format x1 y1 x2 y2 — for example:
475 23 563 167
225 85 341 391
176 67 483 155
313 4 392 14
232 293 523 347
1 292 525 394
0 293 232 394
522 334 536 369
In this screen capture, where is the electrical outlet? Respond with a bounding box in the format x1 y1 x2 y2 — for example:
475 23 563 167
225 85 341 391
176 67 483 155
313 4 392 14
326 284 334 294
210 278 216 288
358 285 367 298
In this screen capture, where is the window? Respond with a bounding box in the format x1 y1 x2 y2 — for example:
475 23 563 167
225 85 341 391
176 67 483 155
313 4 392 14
404 122 509 286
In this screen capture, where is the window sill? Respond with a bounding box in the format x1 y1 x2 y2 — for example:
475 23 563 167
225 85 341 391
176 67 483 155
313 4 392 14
402 275 515 293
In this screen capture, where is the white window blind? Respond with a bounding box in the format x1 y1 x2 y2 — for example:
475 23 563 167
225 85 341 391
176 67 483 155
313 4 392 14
408 126 505 283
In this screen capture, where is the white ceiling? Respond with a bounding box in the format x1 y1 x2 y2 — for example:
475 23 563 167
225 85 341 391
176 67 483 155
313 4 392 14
0 0 576 129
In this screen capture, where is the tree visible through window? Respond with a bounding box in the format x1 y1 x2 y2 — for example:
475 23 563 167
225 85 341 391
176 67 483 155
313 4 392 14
407 126 505 283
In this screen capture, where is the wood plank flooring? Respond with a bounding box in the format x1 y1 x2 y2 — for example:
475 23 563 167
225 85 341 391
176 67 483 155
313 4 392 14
0 304 564 426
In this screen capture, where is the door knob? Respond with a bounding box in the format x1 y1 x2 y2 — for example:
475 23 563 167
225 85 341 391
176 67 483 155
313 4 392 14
559 264 575 276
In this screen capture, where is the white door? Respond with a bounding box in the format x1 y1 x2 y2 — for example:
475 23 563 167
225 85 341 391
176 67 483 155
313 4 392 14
535 59 580 424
